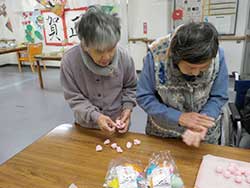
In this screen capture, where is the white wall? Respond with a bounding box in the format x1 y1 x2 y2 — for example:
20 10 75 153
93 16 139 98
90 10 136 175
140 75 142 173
219 0 250 74
128 0 172 70
241 0 250 76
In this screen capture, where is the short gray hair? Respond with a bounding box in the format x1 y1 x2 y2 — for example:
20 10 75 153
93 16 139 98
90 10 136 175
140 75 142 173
170 22 219 64
77 6 121 51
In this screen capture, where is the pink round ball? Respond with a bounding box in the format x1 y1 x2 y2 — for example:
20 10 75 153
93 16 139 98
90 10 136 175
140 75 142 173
245 169 250 177
215 166 223 174
227 166 235 174
234 176 242 184
238 167 245 175
246 176 250 184
234 170 241 176
223 170 231 179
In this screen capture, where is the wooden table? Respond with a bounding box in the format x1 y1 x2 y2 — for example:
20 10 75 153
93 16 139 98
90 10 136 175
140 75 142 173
0 46 27 55
0 46 27 73
0 124 249 188
35 54 62 89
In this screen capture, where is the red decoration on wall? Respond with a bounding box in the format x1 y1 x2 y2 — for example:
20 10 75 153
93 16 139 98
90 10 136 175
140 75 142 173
143 22 147 35
172 9 183 20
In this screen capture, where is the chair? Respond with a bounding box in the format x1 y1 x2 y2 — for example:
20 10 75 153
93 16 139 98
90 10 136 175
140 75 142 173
17 43 46 73
228 72 250 147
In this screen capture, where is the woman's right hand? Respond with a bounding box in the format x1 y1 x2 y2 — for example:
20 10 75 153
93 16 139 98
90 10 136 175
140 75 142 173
182 128 207 147
179 112 215 132
96 114 116 135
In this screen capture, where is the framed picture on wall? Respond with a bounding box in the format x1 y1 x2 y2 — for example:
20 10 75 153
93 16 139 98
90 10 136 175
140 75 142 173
64 7 87 45
41 7 87 46
21 10 44 43
42 10 67 46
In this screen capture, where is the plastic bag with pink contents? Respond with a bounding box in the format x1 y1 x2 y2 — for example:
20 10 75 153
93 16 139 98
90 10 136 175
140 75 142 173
145 151 185 188
103 157 146 188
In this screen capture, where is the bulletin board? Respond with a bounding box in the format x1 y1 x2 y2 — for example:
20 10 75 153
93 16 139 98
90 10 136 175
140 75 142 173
173 0 239 35
203 0 239 35
173 0 203 29
41 7 87 46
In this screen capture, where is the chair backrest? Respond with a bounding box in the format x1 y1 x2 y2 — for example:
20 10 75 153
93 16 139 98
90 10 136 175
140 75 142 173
28 43 43 61
234 80 250 109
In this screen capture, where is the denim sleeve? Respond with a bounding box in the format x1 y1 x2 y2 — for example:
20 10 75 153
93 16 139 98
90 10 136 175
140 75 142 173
200 48 229 119
136 52 182 125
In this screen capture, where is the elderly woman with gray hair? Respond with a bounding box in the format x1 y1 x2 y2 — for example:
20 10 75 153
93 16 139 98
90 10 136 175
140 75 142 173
60 6 137 135
137 22 229 147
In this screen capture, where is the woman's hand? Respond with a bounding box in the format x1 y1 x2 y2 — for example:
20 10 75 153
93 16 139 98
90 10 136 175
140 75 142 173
182 129 207 147
115 109 131 134
179 112 215 131
97 114 116 135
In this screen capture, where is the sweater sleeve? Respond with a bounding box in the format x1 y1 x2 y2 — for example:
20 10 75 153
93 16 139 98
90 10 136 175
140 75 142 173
136 52 182 126
60 57 101 123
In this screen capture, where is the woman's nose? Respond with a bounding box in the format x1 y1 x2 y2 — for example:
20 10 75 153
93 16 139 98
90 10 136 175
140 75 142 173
102 53 111 60
191 68 200 76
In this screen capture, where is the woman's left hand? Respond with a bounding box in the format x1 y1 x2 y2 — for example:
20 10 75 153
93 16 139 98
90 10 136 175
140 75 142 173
115 109 131 133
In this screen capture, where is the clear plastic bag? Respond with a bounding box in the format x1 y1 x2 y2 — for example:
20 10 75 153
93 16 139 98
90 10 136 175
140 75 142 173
145 151 185 188
103 157 146 188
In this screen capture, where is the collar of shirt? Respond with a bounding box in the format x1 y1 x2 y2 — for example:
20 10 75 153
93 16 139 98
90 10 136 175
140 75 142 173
79 45 119 76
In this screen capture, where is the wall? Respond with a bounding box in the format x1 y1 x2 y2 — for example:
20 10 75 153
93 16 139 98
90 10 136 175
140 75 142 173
241 0 250 77
128 0 172 70
0 0 249 73
219 0 250 74
0 0 126 67
127 0 250 73
0 0 43 66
